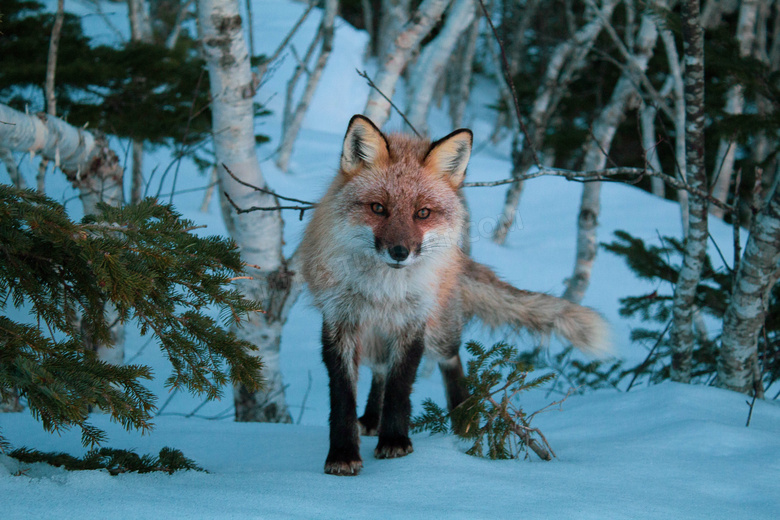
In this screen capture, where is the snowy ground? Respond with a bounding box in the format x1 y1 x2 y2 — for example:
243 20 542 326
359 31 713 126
2 1 779 518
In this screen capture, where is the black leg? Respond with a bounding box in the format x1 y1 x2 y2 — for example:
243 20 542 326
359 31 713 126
440 354 469 411
359 371 385 436
375 331 425 459
321 322 362 476
439 354 470 435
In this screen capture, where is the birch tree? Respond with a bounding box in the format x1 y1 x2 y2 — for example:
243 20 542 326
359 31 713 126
128 0 154 204
276 0 337 172
0 102 126 364
562 3 662 304
198 0 302 422
717 179 780 395
492 0 620 245
363 0 452 128
376 0 412 60
405 0 476 134
709 0 760 219
669 0 708 383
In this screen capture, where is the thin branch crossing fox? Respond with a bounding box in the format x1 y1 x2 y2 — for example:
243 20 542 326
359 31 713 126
300 115 609 476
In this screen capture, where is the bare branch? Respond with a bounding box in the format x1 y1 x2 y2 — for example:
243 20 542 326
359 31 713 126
357 69 422 137
221 163 316 206
476 0 539 165
463 165 734 214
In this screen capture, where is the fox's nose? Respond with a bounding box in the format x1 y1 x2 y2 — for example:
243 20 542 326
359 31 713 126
388 245 409 262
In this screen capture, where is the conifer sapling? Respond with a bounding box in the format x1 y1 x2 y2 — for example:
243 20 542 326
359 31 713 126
0 186 264 447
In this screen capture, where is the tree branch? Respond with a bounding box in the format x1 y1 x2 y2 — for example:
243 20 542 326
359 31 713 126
357 69 422 137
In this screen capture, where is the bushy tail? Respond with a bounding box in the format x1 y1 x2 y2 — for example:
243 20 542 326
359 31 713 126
460 258 610 357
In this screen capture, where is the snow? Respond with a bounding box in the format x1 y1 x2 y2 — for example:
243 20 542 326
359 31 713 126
2 1 779 518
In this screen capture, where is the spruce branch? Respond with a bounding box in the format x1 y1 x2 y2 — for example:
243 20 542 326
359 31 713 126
0 186 264 447
412 341 564 461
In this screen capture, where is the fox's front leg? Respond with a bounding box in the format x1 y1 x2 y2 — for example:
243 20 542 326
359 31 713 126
321 322 362 476
375 329 425 459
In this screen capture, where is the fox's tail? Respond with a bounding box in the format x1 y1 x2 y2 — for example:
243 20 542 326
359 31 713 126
460 258 610 357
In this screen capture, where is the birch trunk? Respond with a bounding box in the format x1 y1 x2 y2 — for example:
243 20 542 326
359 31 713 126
276 0 337 172
640 101 666 197
405 0 476 134
127 0 154 204
0 104 124 209
377 0 412 60
489 0 540 142
562 6 661 304
198 0 297 422
669 0 708 383
363 0 452 128
492 0 620 245
659 23 689 236
717 179 780 395
0 148 24 189
709 0 759 219
36 0 66 194
448 15 479 128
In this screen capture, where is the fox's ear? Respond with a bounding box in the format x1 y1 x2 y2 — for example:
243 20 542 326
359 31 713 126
424 129 473 187
340 115 390 177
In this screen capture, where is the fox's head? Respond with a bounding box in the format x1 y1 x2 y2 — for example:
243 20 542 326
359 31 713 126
335 115 472 270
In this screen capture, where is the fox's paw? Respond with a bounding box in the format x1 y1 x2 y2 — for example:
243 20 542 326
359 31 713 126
358 416 379 436
324 459 363 476
374 435 413 459
324 446 362 476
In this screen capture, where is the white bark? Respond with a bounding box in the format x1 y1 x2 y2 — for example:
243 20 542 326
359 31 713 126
377 0 412 60
669 0 708 383
127 0 154 204
0 102 126 365
492 0 620 245
717 179 780 395
198 0 296 422
0 148 24 189
166 0 196 50
363 0 452 128
276 0 337 172
488 0 540 141
659 24 689 236
562 6 661 304
710 0 760 219
127 0 153 41
448 15 479 128
640 101 666 197
405 0 476 134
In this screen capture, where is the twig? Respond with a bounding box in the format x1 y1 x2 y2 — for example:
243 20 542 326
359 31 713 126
745 392 757 427
462 165 735 214
156 388 180 416
257 0 317 82
486 395 554 460
626 318 673 392
357 69 422 137
708 233 732 273
223 192 314 220
296 370 313 425
222 164 315 205
221 164 317 219
476 0 539 165
732 168 743 285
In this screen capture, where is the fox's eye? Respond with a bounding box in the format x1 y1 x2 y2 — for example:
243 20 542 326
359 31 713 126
416 208 431 219
371 203 386 215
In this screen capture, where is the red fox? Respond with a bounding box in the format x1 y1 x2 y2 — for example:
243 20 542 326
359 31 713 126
300 115 609 476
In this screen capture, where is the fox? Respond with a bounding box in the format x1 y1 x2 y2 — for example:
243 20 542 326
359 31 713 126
300 115 609 476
